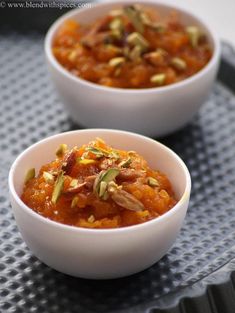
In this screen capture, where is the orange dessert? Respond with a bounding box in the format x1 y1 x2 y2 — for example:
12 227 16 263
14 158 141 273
52 4 212 88
21 138 177 228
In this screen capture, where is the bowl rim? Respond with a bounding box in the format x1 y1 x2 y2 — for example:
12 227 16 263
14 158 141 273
45 0 221 94
9 129 191 234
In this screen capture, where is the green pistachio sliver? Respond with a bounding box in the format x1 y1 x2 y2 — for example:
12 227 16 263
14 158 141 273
129 45 143 61
109 57 125 67
119 158 132 168
151 23 165 32
186 26 201 48
85 146 104 158
147 177 160 187
109 17 123 31
43 171 54 183
111 29 122 40
94 168 120 198
24 168 35 184
150 73 166 85
124 5 144 33
70 179 79 188
127 32 149 50
56 144 68 157
99 181 108 198
88 214 95 223
71 196 78 209
78 158 96 165
171 57 187 71
51 172 64 204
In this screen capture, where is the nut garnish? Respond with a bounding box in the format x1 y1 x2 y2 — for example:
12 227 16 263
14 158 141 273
126 32 149 51
43 171 54 183
110 188 144 212
129 45 143 61
78 158 96 165
109 17 123 31
186 26 201 48
70 179 79 187
61 150 76 174
24 168 35 183
171 57 187 71
71 196 78 208
150 73 166 85
56 144 68 157
109 57 125 67
124 5 144 33
88 215 95 223
51 172 64 204
147 177 159 187
93 168 120 199
118 158 132 168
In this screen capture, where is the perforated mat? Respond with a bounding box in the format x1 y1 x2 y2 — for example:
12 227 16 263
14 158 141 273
1 26 235 313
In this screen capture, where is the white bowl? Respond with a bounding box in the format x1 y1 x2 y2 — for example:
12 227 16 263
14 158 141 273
45 0 220 137
9 129 191 279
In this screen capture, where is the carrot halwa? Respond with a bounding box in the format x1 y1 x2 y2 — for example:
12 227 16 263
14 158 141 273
52 4 212 88
21 138 177 229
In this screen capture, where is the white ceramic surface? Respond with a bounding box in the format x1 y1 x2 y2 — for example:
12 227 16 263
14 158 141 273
45 0 220 137
9 129 191 279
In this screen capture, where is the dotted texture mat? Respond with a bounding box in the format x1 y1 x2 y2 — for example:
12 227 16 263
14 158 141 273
1 29 235 313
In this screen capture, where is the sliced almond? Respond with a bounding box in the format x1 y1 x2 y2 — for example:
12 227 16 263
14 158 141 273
110 189 144 211
51 172 64 204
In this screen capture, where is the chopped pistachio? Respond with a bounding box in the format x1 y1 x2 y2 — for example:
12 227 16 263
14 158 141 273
118 158 132 168
93 168 120 199
140 12 152 26
124 5 144 33
56 144 68 157
151 23 165 32
70 179 79 188
88 214 95 223
109 57 125 67
129 45 142 61
109 18 123 31
51 172 64 204
99 181 108 198
186 26 201 48
147 177 160 187
110 29 122 40
24 168 35 183
78 158 96 165
43 171 54 183
150 73 166 85
71 196 78 208
109 150 120 160
171 57 187 71
126 32 149 50
85 146 104 158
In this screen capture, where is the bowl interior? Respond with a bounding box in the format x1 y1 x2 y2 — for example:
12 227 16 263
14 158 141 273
11 130 189 203
48 0 216 55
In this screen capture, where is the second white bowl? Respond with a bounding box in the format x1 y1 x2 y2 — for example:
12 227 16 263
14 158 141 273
45 0 220 137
